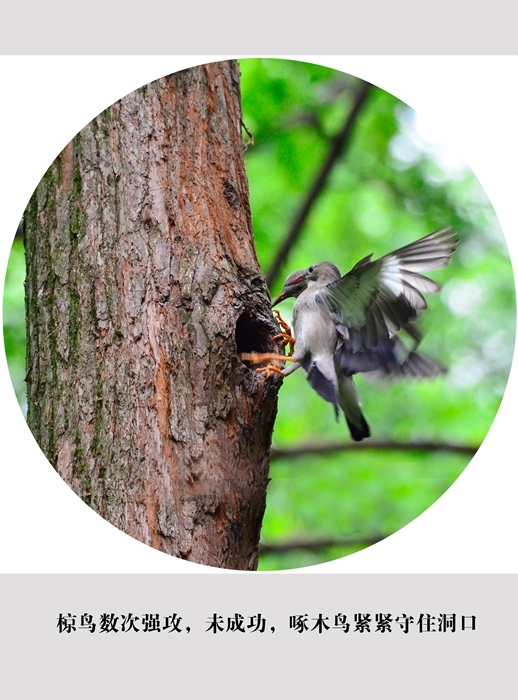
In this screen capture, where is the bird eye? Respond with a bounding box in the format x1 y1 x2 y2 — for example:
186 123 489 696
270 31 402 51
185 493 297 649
308 266 314 273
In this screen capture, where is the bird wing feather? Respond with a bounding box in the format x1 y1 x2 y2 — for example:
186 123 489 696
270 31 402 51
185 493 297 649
314 227 458 351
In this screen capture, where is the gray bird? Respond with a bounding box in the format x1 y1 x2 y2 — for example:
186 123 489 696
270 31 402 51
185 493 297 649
263 227 458 441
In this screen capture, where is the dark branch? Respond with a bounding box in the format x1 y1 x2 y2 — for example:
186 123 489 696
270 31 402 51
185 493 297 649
260 533 385 555
266 80 373 289
271 439 478 461
15 217 24 240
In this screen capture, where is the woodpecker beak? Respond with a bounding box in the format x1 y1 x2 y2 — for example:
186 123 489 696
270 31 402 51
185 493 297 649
271 271 308 307
271 292 287 307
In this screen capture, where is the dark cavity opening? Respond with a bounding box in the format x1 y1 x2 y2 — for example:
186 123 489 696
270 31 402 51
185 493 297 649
235 310 273 364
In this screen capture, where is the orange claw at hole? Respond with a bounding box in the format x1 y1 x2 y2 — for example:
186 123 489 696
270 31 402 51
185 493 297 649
255 364 286 378
240 351 296 378
272 309 295 356
240 351 296 366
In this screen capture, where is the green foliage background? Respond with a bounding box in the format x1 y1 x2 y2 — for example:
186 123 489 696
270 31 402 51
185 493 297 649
2 58 515 571
238 58 515 570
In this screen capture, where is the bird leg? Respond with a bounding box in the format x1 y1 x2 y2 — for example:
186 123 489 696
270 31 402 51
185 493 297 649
239 311 297 378
240 352 297 378
271 309 296 356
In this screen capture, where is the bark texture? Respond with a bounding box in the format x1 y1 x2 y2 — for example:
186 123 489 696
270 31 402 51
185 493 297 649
24 61 280 570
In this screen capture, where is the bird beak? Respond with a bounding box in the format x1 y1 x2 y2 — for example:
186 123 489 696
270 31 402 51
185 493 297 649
271 292 287 307
271 271 307 306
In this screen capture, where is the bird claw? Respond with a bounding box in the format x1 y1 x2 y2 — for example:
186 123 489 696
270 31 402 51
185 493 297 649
239 311 296 378
240 351 295 377
272 310 295 356
255 364 285 379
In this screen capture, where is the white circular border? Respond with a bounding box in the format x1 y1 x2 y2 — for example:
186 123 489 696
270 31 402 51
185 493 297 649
1 56 516 574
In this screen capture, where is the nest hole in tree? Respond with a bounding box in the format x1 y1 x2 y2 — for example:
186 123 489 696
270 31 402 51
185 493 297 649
235 310 275 366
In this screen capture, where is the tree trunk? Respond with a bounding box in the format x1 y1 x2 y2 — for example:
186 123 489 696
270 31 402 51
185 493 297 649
24 61 280 570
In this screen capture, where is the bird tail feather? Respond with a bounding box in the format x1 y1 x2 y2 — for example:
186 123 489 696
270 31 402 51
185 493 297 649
306 363 340 420
338 374 371 441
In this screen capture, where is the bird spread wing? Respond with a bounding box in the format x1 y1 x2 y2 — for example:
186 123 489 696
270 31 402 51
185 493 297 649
314 227 458 353
334 333 445 379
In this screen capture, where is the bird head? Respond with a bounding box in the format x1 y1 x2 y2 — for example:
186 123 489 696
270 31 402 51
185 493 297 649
272 262 341 306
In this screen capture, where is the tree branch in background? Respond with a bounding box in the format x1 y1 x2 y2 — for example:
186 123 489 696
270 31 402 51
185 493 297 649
264 437 477 558
266 80 373 289
259 534 385 555
271 439 478 461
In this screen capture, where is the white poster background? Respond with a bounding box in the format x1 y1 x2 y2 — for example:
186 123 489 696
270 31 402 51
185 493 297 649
1 55 516 575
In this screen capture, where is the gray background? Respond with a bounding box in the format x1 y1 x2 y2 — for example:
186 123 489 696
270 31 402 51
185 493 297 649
1 573 514 697
1 2 517 55
1 7 517 696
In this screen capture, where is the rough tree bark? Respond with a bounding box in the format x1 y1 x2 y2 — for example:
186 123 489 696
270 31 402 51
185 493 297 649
24 61 281 570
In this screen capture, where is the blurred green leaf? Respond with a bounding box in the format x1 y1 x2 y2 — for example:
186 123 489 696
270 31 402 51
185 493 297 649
238 58 515 571
3 238 26 413
3 59 515 570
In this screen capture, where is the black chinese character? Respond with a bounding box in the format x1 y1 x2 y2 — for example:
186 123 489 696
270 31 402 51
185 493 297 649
311 614 330 634
247 614 267 633
438 614 456 633
375 614 392 633
57 613 76 633
121 614 140 632
163 614 185 633
78 613 96 633
227 614 246 632
206 614 225 634
354 613 371 633
142 614 161 632
99 614 119 633
333 614 350 633
289 615 309 633
395 614 415 634
417 614 437 633
461 615 476 631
